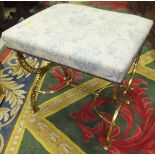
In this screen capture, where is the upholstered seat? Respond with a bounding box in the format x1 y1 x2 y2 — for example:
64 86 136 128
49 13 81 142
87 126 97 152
2 4 153 83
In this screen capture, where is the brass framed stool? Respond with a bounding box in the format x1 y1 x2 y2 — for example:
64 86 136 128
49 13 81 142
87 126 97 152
1 3 153 150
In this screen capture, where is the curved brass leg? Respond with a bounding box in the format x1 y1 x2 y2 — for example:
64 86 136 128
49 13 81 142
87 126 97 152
123 53 140 105
61 66 70 80
30 72 45 113
103 104 121 150
16 51 53 74
93 83 121 150
93 53 141 151
93 84 114 124
112 84 120 105
61 66 76 87
30 63 54 113
16 51 54 113
30 74 42 113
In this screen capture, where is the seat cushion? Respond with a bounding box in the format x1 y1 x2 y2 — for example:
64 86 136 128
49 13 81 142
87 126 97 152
2 4 153 83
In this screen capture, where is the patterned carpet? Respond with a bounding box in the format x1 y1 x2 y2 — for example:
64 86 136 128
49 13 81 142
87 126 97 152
0 1 155 154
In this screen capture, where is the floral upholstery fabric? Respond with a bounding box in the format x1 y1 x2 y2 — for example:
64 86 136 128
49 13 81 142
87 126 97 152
2 4 153 83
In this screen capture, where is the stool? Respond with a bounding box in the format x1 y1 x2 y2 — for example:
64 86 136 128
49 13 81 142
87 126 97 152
2 3 153 150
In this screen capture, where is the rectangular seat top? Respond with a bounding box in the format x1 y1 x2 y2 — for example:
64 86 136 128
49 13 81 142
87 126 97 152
2 4 153 83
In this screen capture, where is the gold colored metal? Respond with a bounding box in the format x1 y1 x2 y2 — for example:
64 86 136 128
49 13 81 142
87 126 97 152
96 85 113 95
70 83 97 95
112 84 119 105
123 55 139 96
90 53 141 151
62 66 70 80
103 104 121 150
16 51 54 113
103 53 141 150
16 52 53 74
35 90 55 94
93 84 114 125
16 49 141 150
30 63 54 113
16 53 74 113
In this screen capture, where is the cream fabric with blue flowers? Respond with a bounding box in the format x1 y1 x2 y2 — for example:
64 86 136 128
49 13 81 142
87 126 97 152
2 4 153 83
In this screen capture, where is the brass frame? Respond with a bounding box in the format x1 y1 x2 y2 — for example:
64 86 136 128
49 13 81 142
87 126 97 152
16 50 141 150
93 53 140 150
16 52 54 113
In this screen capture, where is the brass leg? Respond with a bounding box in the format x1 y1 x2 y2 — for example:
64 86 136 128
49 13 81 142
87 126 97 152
124 53 140 105
92 53 141 151
112 84 120 105
93 84 114 124
93 84 121 150
61 66 70 80
16 51 42 74
104 53 141 150
61 66 75 85
16 51 54 113
30 72 44 113
103 104 121 150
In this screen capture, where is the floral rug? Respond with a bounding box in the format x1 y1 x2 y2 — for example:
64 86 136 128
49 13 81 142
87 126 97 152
0 1 155 154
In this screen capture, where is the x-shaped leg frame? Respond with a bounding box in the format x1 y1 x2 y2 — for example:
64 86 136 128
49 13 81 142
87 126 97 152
16 50 140 150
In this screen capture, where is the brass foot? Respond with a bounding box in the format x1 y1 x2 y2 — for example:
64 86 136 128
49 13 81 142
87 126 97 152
103 141 111 151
